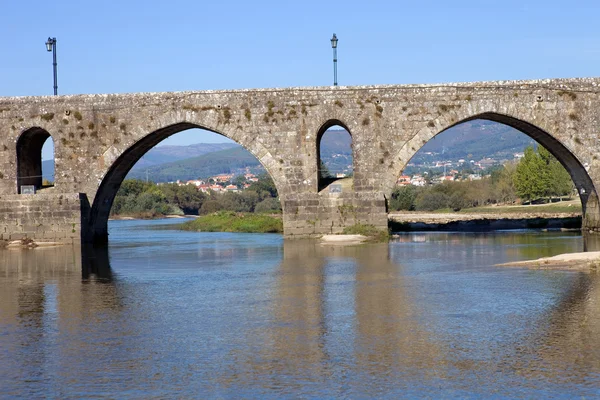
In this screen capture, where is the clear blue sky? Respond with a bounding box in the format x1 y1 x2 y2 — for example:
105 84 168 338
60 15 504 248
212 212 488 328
4 0 600 151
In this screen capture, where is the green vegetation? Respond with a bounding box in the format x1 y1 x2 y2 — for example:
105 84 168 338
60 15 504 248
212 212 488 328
180 211 282 233
342 224 389 242
390 146 575 212
513 146 572 202
111 174 280 219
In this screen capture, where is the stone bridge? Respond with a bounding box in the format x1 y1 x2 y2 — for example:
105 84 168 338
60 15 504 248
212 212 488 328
1 77 600 243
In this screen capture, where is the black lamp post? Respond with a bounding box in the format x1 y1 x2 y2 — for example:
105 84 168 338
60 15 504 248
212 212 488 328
45 37 57 95
330 33 338 86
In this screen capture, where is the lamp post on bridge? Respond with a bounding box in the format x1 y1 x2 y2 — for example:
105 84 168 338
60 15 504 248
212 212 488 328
330 33 338 86
45 37 58 95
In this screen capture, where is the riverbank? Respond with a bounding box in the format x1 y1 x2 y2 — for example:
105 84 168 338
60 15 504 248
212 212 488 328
497 251 600 272
389 211 581 232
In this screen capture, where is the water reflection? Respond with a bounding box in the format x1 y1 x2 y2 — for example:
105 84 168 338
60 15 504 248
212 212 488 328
1 228 600 397
506 272 600 387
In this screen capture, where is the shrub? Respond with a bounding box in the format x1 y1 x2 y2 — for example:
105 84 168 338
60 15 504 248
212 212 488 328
254 197 282 213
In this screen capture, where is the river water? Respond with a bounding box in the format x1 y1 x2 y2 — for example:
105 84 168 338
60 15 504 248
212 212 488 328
1 219 599 398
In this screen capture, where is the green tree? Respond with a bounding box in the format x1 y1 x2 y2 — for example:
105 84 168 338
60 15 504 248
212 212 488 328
415 191 449 211
254 197 282 213
247 174 278 200
539 146 572 198
159 183 206 215
200 199 224 214
319 160 333 178
390 185 420 211
513 146 573 203
513 146 546 202
233 175 247 188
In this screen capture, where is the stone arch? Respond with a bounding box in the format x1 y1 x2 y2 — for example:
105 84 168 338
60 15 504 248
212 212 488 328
387 111 597 226
315 119 353 192
16 127 53 193
87 122 288 243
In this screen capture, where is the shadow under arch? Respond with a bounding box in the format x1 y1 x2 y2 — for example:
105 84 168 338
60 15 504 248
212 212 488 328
316 119 352 192
16 127 52 193
87 122 285 244
396 112 595 220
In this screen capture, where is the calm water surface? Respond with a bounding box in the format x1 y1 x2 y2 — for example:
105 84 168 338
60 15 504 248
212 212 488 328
1 219 599 398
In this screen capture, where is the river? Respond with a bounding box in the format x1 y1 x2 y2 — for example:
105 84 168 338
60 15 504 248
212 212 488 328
1 219 599 398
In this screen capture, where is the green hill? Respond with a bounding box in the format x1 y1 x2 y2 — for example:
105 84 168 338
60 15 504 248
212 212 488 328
126 147 262 182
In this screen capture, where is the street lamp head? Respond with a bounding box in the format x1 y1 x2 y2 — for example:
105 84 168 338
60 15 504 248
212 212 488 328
45 37 55 52
330 33 338 49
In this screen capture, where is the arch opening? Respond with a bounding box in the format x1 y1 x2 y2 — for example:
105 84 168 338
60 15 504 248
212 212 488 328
89 123 283 243
316 120 353 192
17 128 54 193
390 114 591 221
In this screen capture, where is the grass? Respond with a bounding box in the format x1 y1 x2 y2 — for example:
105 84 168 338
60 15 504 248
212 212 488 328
342 224 389 242
180 211 283 233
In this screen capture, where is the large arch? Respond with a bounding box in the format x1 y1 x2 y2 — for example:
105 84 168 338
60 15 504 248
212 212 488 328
388 112 596 221
16 127 52 193
87 122 287 243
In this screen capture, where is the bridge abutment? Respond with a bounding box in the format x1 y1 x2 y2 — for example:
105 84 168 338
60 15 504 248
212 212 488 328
0 192 86 244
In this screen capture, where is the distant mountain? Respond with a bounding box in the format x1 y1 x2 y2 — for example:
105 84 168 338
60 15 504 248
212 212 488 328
413 120 535 162
131 142 239 170
126 147 262 182
127 131 354 182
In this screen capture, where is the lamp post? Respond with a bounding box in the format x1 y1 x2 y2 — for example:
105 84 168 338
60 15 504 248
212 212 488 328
45 37 57 95
330 33 338 86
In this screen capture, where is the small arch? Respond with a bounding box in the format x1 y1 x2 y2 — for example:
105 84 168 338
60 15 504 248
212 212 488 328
16 127 54 193
316 119 353 192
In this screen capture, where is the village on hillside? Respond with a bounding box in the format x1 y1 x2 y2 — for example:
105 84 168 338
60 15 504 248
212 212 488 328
161 169 261 193
397 151 525 186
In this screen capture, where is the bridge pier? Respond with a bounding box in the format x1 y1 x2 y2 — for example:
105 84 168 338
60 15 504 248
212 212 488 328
582 191 600 233
281 191 388 237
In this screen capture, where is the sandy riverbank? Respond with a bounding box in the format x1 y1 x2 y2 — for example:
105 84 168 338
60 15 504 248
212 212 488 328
497 251 600 272
320 234 368 245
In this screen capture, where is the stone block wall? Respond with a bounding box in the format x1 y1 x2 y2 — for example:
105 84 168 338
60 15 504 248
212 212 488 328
282 191 388 237
0 192 84 243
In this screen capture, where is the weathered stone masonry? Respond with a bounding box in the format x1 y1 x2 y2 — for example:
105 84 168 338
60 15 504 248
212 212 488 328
1 77 600 243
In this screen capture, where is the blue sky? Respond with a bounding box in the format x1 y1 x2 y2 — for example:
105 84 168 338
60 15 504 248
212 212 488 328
4 0 600 153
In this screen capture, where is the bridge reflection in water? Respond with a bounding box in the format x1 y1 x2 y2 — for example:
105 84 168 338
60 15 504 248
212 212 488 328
0 233 599 396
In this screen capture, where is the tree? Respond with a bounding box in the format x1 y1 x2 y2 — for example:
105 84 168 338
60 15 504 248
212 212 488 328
491 162 517 204
233 175 247 188
513 146 573 203
200 199 223 214
247 174 278 200
390 185 420 211
319 161 333 178
254 197 282 213
538 146 572 198
415 191 449 211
